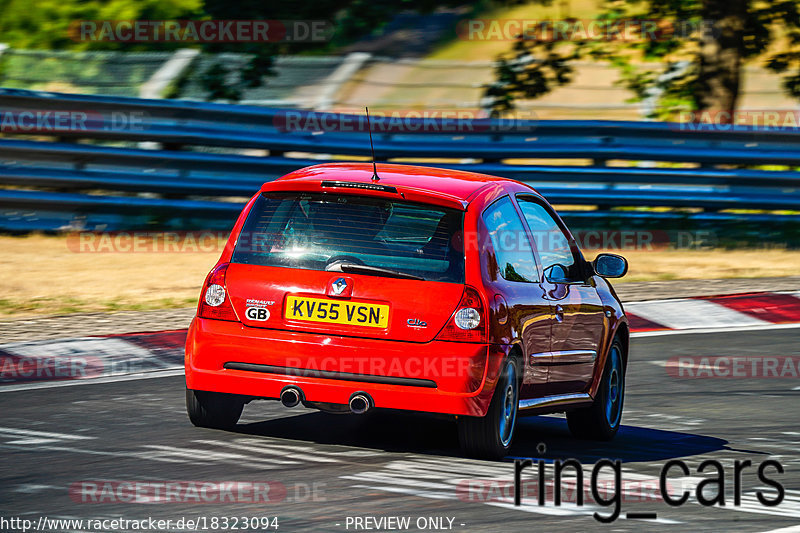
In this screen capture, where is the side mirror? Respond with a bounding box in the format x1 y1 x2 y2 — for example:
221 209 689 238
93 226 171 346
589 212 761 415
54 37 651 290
593 253 628 278
543 263 569 283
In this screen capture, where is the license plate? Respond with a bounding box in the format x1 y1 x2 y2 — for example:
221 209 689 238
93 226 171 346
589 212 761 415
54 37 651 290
285 296 389 328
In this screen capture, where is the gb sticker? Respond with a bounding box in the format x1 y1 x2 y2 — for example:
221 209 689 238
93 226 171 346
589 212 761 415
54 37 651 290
246 307 270 321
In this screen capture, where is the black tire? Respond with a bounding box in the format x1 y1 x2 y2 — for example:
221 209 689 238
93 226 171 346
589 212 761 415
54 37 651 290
458 357 520 460
567 337 626 440
186 388 245 429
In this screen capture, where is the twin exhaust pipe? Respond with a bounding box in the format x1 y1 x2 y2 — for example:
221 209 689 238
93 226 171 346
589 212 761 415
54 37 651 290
280 387 302 408
348 393 371 415
280 386 372 415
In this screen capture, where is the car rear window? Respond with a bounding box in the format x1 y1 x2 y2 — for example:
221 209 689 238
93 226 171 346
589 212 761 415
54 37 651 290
232 192 465 283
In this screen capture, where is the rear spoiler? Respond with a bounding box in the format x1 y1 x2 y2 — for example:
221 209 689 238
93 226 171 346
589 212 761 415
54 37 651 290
260 180 468 211
320 180 398 193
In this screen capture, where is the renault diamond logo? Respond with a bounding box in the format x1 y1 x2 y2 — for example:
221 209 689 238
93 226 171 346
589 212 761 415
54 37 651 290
332 277 348 295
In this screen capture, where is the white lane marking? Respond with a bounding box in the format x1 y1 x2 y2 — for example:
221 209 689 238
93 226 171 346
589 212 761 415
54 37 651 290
141 444 297 467
385 459 500 479
632 322 800 338
228 437 383 458
342 473 452 491
410 454 514 469
194 439 339 463
2 444 194 464
349 483 465 502
12 484 59 493
5 438 62 445
757 525 800 533
484 498 680 524
732 493 800 518
321 449 384 457
0 368 184 393
626 299 769 330
0 427 94 440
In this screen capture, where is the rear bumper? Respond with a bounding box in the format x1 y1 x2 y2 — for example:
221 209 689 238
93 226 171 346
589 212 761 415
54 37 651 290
185 317 508 416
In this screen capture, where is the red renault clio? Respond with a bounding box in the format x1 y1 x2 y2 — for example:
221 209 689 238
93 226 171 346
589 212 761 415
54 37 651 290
185 163 629 459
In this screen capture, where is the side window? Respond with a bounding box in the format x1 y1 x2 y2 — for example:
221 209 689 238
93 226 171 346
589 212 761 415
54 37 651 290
516 197 580 283
481 197 538 282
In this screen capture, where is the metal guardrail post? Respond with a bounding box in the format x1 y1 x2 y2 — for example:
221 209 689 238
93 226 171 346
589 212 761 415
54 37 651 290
313 52 372 110
0 44 9 86
139 49 200 150
139 48 200 99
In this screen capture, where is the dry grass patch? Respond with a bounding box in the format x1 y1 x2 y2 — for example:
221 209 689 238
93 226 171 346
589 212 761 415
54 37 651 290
590 249 800 282
2 235 800 317
0 234 222 317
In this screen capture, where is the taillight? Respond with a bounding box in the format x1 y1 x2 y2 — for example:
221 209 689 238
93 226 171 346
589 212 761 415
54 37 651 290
435 286 487 343
197 263 239 322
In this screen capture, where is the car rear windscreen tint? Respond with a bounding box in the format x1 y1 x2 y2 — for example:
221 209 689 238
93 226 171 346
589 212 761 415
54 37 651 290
231 192 465 283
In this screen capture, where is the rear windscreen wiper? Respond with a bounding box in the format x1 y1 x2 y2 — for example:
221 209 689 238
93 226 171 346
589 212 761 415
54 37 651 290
337 263 424 281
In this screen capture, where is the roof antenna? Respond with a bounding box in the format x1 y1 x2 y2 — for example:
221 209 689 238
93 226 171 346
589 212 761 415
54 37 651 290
365 107 380 181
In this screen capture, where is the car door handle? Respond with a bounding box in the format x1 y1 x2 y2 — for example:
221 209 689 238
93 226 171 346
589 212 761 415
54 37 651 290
555 304 564 322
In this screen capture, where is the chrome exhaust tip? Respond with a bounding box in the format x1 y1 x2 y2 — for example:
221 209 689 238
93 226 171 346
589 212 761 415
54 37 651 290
280 387 302 408
349 393 372 415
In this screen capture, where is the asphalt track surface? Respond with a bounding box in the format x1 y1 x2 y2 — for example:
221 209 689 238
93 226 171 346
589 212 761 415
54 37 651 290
1 327 799 533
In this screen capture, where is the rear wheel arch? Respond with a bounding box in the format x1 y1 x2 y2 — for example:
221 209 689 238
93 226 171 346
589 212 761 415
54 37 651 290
459 350 521 459
614 321 629 369
567 335 626 440
589 321 629 399
507 344 524 387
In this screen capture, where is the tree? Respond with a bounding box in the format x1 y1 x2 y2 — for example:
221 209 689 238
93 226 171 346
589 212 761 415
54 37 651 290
0 0 487 101
483 0 800 121
482 35 579 116
197 0 482 101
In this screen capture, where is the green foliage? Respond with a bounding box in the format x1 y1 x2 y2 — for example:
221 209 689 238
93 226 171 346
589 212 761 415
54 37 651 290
200 62 240 101
484 0 800 118
485 26 585 114
483 37 578 115
0 0 203 50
